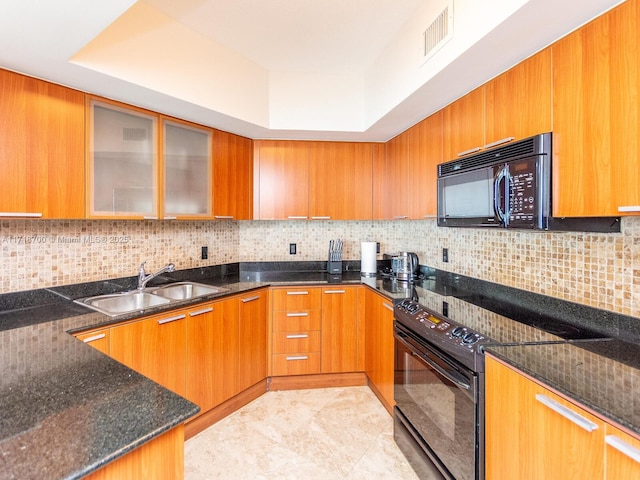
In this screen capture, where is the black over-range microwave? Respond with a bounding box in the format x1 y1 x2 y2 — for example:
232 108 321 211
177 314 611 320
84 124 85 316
436 132 620 232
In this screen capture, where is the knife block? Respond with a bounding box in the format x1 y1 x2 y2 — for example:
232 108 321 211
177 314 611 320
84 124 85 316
327 261 342 274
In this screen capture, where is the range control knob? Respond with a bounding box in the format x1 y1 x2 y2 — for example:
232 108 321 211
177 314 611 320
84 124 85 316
462 332 479 345
451 326 465 338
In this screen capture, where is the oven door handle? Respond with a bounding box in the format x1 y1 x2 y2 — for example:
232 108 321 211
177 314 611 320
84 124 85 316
396 331 471 391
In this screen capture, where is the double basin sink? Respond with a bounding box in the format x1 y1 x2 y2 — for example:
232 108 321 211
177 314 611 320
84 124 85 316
75 282 229 317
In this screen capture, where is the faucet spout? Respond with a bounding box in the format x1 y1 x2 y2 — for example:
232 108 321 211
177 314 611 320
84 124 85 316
137 262 175 290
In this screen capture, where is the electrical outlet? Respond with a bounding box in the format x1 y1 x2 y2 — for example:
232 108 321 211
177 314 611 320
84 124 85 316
376 242 380 254
289 243 297 255
201 246 208 260
443 248 449 263
442 301 449 317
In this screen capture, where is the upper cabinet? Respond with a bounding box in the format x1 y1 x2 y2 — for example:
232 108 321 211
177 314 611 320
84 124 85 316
552 0 640 217
443 86 485 161
212 129 253 220
0 69 85 219
381 131 410 220
254 140 376 220
485 48 552 147
162 118 211 219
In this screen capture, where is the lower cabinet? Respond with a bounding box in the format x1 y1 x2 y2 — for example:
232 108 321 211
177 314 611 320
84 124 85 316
74 328 110 355
238 290 268 390
486 355 640 480
364 288 395 412
321 286 358 373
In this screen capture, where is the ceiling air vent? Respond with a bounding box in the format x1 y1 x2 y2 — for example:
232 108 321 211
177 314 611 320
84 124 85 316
122 127 147 141
421 2 453 65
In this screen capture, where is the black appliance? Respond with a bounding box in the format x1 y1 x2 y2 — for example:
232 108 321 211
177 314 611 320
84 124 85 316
437 132 620 232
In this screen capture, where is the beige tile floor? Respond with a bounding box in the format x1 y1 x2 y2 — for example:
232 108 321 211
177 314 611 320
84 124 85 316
184 386 420 479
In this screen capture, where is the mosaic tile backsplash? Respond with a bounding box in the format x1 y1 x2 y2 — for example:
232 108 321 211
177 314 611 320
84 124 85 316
1 217 639 318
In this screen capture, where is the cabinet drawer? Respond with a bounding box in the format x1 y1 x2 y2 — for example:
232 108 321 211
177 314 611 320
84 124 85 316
273 331 321 354
273 310 321 331
272 352 321 376
272 287 321 311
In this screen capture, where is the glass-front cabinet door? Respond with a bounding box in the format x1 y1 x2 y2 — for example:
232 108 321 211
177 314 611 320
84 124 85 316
88 100 158 218
162 119 211 218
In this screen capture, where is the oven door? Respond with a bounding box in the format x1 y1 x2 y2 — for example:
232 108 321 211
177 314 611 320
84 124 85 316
394 323 479 480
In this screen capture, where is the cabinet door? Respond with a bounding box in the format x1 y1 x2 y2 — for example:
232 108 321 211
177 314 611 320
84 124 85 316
110 311 186 397
443 86 485 161
321 287 358 373
308 142 373 220
364 289 395 412
382 132 410 219
606 423 640 480
238 290 267 390
0 69 85 219
485 356 604 480
185 299 239 414
552 0 640 216
88 99 159 218
485 48 552 146
212 129 253 220
75 329 110 355
162 119 211 219
408 111 443 219
254 140 309 219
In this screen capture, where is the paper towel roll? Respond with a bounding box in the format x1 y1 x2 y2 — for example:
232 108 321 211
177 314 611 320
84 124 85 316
361 242 377 277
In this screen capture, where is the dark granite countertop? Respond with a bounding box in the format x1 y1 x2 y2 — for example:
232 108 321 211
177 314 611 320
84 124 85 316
485 340 640 436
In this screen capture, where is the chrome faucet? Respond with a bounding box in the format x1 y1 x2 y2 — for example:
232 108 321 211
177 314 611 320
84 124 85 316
137 261 175 290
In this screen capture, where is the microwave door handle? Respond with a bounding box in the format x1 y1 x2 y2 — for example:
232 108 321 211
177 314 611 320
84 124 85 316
504 171 514 227
494 167 507 225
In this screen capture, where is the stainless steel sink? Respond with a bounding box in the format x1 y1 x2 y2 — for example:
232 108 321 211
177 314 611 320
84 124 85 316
148 282 228 300
75 291 171 316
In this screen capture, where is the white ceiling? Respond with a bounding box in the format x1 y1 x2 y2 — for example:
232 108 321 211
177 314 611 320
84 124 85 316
0 0 625 142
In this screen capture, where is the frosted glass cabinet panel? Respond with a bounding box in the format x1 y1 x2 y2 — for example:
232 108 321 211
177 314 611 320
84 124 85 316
88 100 158 218
163 120 211 217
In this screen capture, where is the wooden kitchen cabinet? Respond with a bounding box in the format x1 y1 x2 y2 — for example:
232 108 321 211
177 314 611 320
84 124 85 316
443 86 485 162
364 288 395 413
552 0 640 217
485 356 605 479
185 299 239 414
0 68 85 219
74 329 110 355
110 309 187 398
485 48 552 146
321 286 358 373
254 140 310 219
238 289 268 390
308 142 374 220
606 424 640 480
212 129 253 220
382 131 411 220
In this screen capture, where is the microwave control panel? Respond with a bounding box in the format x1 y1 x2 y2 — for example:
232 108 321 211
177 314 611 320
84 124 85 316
509 161 537 222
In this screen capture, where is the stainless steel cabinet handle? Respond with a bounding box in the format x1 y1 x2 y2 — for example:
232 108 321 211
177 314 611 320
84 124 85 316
618 206 640 212
162 216 177 220
82 333 106 343
0 212 43 218
241 295 260 303
286 334 309 339
535 394 599 432
286 291 308 295
457 146 481 157
311 216 331 220
189 307 214 317
287 216 308 220
324 289 345 294
157 314 186 325
383 302 394 312
286 355 308 361
483 137 514 149
214 215 234 219
393 216 408 219
606 435 640 463
143 216 159 220
286 312 309 317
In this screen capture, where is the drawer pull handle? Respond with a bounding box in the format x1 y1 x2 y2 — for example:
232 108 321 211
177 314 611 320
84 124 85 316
457 146 481 157
383 302 394 312
286 334 309 339
483 137 514 149
324 290 346 294
286 356 308 361
286 312 309 317
286 291 309 295
618 206 640 212
606 435 640 463
214 215 234 219
311 216 331 220
535 394 599 432
158 314 186 325
143 216 158 220
162 216 177 220
82 333 106 343
287 216 308 220
0 212 43 218
393 216 408 219
242 295 260 303
189 307 213 317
